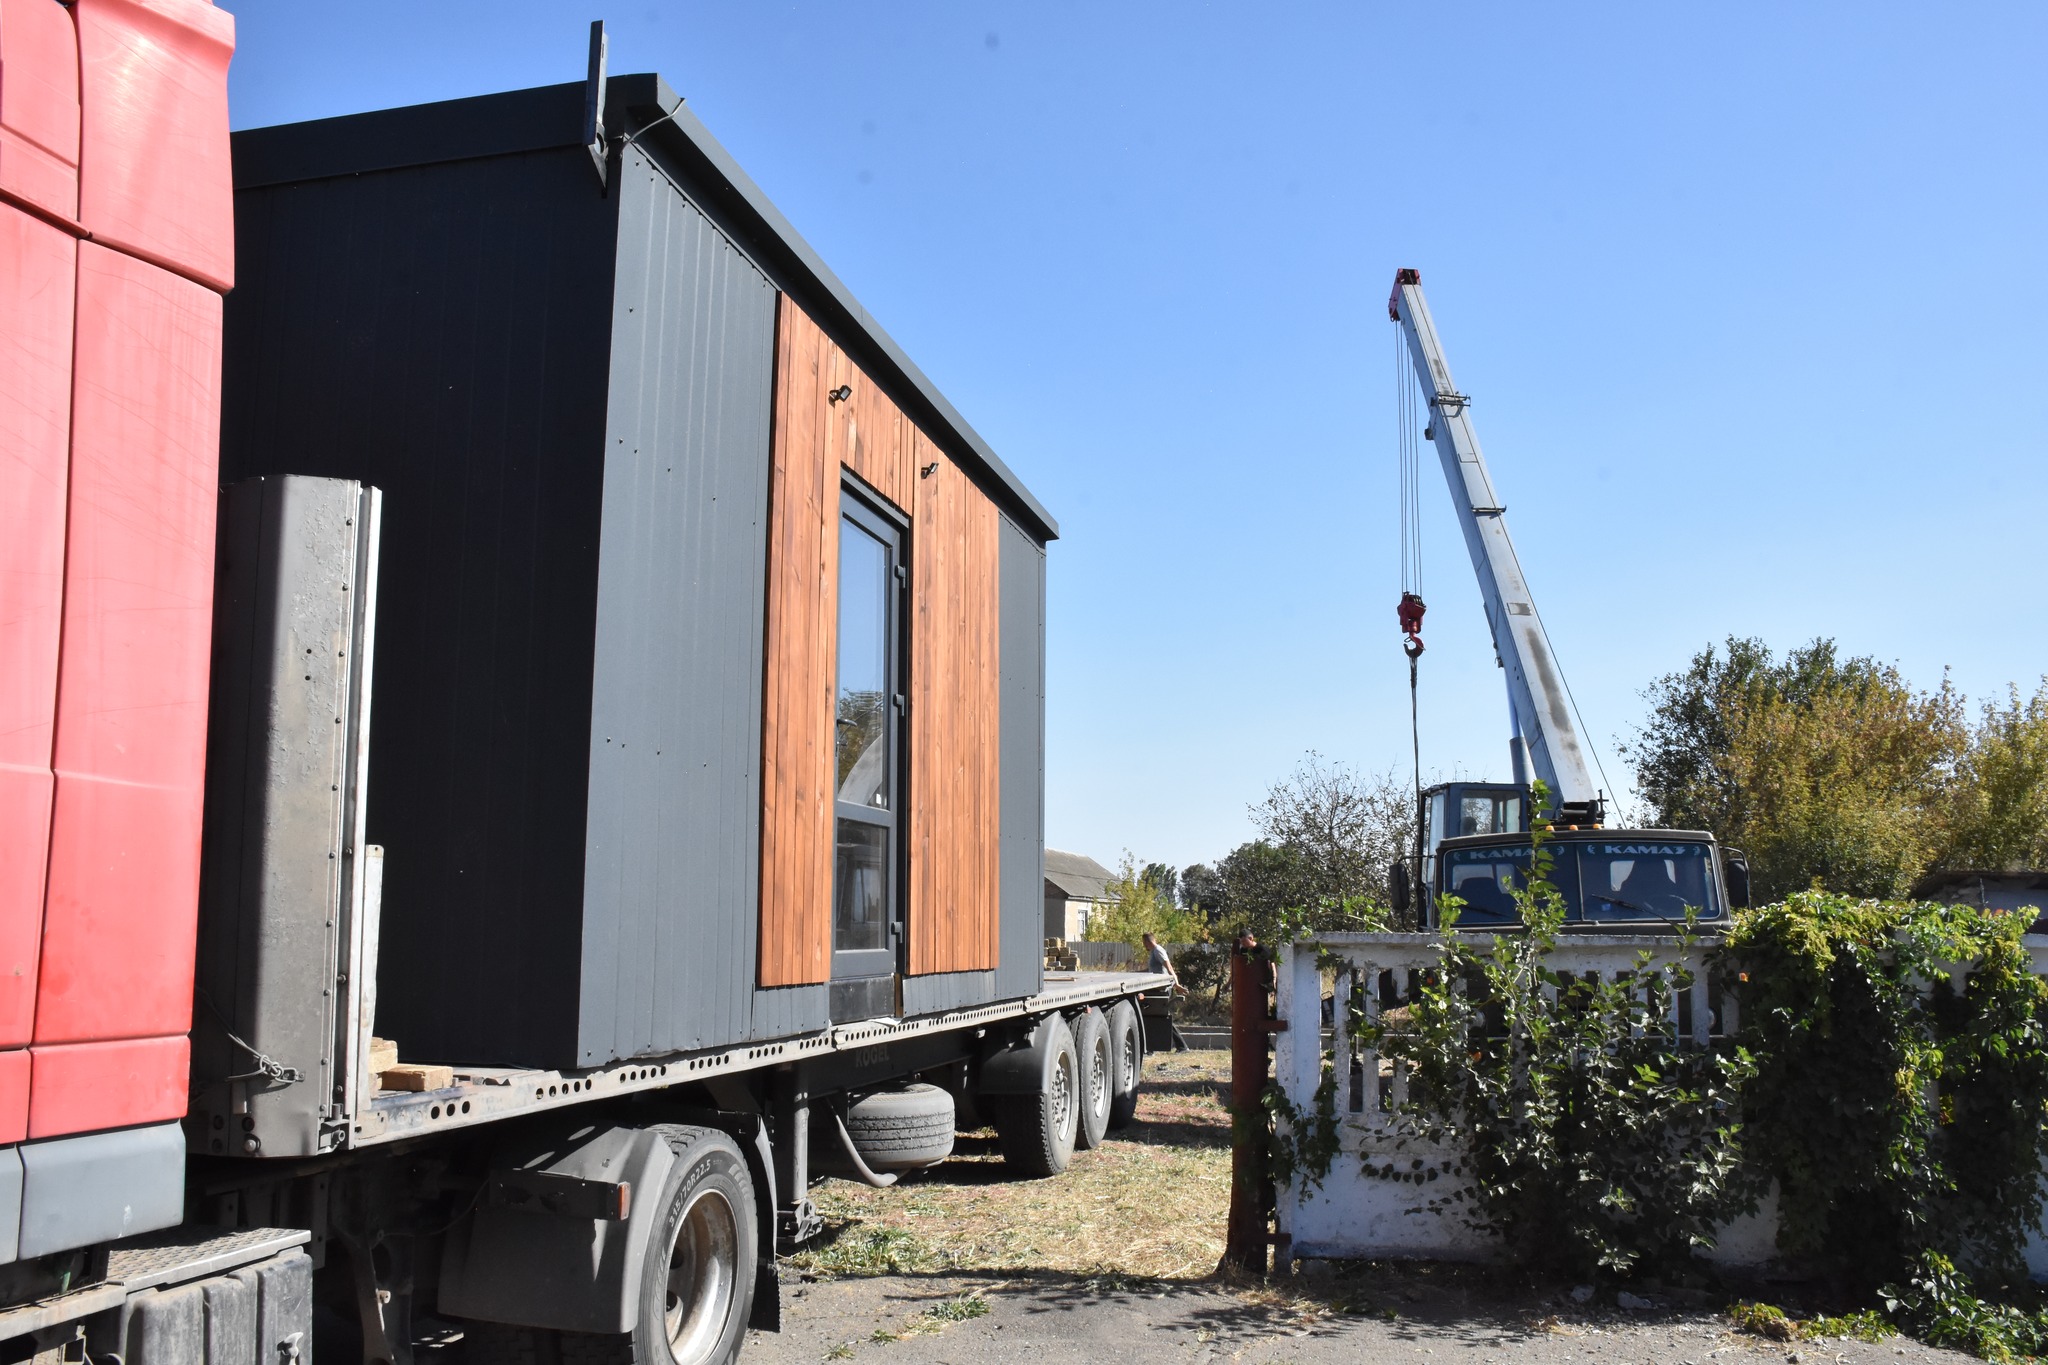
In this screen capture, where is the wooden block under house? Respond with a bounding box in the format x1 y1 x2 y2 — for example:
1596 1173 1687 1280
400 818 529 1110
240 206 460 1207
379 1063 455 1092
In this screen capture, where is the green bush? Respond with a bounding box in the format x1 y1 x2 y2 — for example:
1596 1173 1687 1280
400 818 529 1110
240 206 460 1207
1729 892 2048 1292
1284 820 2048 1314
1356 813 1754 1279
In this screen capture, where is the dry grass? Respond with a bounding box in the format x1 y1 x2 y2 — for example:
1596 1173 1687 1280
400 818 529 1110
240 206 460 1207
788 1050 1234 1283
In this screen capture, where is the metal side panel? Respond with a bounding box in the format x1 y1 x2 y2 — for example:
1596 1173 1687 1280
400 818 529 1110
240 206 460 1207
901 972 996 1019
18 1122 184 1258
0 1145 20 1264
994 519 1046 1003
579 142 790 1063
192 476 381 1158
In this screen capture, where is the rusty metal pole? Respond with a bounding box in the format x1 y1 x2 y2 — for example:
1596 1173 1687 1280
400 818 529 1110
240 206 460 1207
1221 933 1270 1276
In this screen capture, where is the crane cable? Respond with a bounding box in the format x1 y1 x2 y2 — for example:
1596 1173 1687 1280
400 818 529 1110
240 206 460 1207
1395 317 1428 924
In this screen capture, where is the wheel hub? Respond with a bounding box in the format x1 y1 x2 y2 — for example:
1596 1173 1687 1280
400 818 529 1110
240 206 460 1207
663 1187 738 1365
1051 1052 1075 1137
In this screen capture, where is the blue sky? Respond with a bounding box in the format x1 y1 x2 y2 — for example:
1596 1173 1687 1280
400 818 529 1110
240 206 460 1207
223 2 2048 875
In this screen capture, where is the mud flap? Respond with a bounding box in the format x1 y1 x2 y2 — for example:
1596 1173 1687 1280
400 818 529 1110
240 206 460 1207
750 1259 781 1332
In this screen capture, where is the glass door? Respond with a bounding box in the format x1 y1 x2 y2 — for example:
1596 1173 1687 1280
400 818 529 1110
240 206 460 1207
831 491 904 1019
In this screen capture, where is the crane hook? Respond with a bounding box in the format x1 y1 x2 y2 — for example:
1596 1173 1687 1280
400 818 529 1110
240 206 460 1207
1398 592 1426 658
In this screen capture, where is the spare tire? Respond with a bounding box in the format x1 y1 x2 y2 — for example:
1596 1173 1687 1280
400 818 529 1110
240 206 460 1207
842 1084 956 1171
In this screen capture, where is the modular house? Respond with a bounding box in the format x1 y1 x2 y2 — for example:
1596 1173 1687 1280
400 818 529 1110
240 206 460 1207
219 74 1053 1071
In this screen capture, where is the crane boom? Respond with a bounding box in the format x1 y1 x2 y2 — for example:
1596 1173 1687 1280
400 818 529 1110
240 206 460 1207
1388 269 1603 821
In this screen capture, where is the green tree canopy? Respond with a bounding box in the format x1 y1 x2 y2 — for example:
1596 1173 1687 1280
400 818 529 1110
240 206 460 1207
1081 853 1204 948
1626 637 2048 901
1942 684 2048 872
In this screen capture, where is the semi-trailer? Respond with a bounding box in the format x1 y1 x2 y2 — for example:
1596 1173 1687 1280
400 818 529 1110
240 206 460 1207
0 15 1165 1365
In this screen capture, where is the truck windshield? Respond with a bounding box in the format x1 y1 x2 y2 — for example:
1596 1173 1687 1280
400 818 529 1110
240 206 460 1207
1441 839 1720 925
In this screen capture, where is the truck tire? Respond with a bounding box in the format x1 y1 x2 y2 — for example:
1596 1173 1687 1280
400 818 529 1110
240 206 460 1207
1072 1008 1112 1151
990 1016 1078 1177
1106 1000 1143 1130
844 1084 955 1170
552 1125 757 1365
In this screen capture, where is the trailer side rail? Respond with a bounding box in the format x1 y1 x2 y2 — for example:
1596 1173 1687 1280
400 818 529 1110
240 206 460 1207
350 969 1167 1146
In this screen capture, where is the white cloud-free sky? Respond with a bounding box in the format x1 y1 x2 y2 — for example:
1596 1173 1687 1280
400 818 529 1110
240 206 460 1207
223 2 2048 873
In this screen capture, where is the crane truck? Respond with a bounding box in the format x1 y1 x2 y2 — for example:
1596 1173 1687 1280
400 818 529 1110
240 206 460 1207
0 12 1164 1365
1385 270 1749 931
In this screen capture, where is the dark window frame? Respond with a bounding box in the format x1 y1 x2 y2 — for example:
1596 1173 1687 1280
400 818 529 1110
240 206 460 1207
830 483 908 988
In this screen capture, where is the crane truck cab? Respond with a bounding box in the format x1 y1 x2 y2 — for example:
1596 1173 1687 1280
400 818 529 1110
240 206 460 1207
1430 827 1744 932
1408 782 1747 932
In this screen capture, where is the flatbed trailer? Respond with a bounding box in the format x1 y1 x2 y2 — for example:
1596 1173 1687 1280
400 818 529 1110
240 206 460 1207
6 960 1167 1365
341 969 1164 1149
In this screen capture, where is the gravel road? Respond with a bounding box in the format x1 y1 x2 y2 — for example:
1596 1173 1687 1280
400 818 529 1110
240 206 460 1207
747 1268 1975 1365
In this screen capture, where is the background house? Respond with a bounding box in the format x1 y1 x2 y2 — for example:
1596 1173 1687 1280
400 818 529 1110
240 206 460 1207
1044 849 1114 941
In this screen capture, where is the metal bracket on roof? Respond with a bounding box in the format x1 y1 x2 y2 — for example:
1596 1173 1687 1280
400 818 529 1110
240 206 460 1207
583 20 610 192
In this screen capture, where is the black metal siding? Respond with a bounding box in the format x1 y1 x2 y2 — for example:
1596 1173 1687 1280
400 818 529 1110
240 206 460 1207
996 517 1048 1002
578 146 825 1061
220 146 619 1069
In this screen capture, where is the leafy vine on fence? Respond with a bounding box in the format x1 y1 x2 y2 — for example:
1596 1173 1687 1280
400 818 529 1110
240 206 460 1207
1259 807 2048 1353
1345 812 1753 1277
1730 891 2048 1292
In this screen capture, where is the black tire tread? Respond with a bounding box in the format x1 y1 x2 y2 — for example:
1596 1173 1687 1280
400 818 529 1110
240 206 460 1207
1073 1008 1111 1151
1106 999 1143 1130
989 1018 1077 1177
845 1085 955 1168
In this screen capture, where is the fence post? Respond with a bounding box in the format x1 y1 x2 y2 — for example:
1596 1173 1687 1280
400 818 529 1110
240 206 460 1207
1223 933 1274 1276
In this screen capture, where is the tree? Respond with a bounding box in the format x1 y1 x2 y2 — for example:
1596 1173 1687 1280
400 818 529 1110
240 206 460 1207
1139 862 1179 907
1940 681 2048 872
1249 752 1413 911
1179 862 1225 914
1625 637 1965 901
1082 853 1204 948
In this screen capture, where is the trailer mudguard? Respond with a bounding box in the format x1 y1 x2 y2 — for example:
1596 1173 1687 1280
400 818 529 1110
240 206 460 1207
974 1014 1066 1096
438 1123 675 1334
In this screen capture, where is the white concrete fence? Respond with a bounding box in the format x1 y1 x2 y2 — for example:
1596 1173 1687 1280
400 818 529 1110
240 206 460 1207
1272 932 2048 1271
1270 932 1783 1268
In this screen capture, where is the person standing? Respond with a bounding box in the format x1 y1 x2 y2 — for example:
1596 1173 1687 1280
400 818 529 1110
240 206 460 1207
1142 932 1191 1051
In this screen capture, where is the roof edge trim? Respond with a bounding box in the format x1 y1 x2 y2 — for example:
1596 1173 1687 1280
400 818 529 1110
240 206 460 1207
612 75 1054 541
229 73 1058 542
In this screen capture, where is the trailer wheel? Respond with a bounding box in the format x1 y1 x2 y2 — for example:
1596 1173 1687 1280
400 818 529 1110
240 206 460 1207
554 1125 757 1365
990 1015 1079 1177
1105 1000 1143 1130
1072 1008 1112 1151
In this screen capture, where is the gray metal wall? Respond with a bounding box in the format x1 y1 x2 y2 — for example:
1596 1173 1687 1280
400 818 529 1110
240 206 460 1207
995 517 1048 1001
902 972 997 1018
579 146 825 1060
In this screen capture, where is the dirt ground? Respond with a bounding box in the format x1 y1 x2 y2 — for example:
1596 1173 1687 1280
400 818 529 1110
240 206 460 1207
750 1268 1974 1365
751 1052 1976 1365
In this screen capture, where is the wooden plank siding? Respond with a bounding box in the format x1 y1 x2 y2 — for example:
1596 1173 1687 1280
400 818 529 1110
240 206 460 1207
760 295 1002 985
758 298 837 986
908 430 1002 975
823 335 916 512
